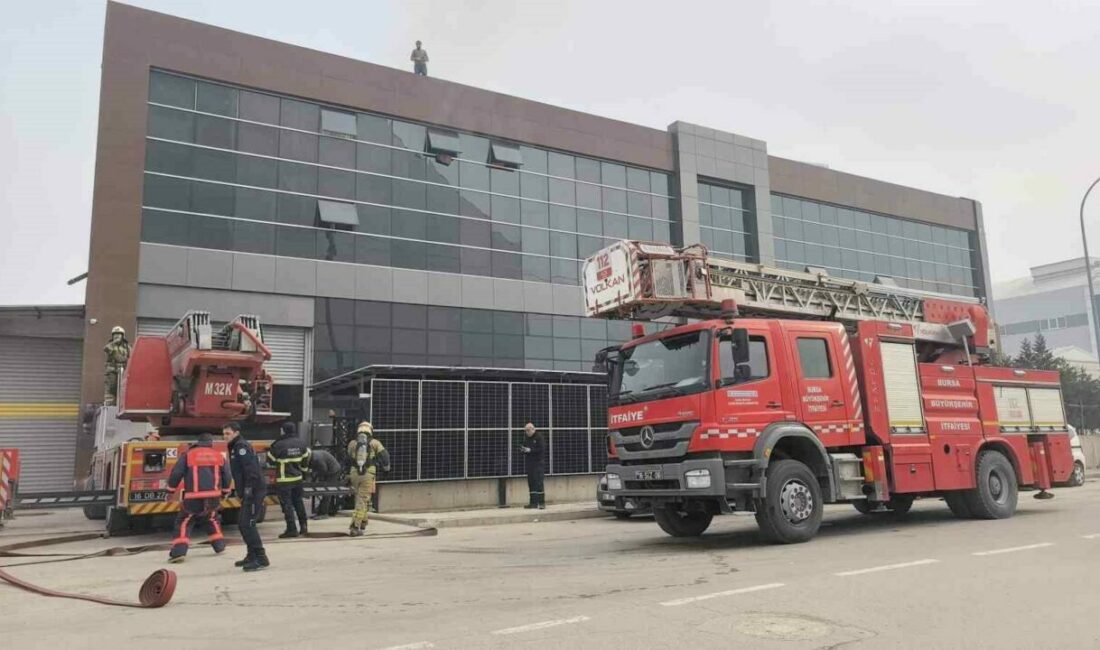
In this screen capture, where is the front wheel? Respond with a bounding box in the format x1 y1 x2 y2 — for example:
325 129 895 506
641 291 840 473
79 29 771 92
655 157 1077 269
653 505 713 537
83 504 107 520
754 459 823 544
944 492 972 519
1069 461 1085 487
964 451 1018 519
105 507 131 537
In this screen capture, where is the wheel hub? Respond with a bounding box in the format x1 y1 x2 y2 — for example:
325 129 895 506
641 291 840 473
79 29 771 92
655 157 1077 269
989 471 1005 503
780 479 813 524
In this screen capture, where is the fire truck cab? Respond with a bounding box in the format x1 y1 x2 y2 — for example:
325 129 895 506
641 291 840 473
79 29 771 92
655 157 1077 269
589 241 1074 543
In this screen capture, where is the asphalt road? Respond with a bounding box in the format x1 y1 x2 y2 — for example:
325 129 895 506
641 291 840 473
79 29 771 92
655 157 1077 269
3 480 1100 649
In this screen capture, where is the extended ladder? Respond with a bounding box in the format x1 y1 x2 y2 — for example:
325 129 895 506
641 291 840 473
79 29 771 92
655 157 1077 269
582 240 992 350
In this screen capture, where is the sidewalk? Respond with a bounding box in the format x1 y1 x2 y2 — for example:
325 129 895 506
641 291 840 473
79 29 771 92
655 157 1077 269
373 501 607 529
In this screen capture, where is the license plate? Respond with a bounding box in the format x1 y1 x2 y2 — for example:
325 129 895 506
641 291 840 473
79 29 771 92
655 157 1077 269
130 490 167 503
635 469 662 481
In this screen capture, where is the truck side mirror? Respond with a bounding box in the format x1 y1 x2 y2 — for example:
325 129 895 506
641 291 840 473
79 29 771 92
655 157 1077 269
593 349 609 374
731 328 750 365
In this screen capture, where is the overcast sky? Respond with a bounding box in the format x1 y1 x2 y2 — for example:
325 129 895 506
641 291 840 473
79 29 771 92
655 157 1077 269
2 0 1098 305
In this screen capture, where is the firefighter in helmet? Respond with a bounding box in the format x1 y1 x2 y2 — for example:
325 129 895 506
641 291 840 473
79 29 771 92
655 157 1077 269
346 421 390 536
103 326 131 406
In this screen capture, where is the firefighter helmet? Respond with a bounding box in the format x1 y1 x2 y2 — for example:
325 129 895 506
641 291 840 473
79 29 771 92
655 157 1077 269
357 421 373 435
110 326 126 336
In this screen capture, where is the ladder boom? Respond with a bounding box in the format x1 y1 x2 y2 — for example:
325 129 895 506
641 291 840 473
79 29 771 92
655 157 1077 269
582 240 993 350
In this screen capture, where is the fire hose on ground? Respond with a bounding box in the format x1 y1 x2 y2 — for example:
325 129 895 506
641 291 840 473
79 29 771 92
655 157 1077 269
0 526 437 608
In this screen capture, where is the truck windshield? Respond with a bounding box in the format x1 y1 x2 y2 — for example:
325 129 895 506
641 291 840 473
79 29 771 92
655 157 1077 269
611 330 710 404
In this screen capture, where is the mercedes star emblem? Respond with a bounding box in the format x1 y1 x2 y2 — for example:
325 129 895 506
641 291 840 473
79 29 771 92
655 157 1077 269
639 425 656 449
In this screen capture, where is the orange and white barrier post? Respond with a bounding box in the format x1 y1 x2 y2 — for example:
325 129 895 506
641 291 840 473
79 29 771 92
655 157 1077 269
0 449 20 522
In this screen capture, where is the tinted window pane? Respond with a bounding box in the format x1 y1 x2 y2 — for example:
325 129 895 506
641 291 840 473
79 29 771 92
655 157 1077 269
521 200 549 227
491 166 519 195
196 82 237 116
551 259 579 285
357 144 391 173
392 120 426 150
235 187 277 221
319 136 356 168
276 226 317 258
192 148 236 183
356 175 391 204
548 152 574 178
146 140 193 176
239 90 280 124
520 173 548 200
357 114 391 144
318 169 355 200
392 209 426 240
460 248 492 276
232 220 275 255
427 185 460 215
460 190 490 219
492 252 522 279
143 174 191 210
317 230 356 262
148 106 194 142
575 158 600 183
391 239 426 270
601 162 626 188
356 235 391 266
393 150 426 181
358 205 390 235
491 195 520 224
237 122 279 156
236 155 277 188
142 209 188 244
426 244 462 273
459 218 491 247
189 215 231 250
280 98 319 130
426 214 460 244
522 228 549 255
191 180 235 215
278 161 318 193
523 255 551 283
277 194 317 226
149 71 194 108
576 183 601 210
280 130 318 162
460 161 490 190
393 179 426 209
491 223 521 252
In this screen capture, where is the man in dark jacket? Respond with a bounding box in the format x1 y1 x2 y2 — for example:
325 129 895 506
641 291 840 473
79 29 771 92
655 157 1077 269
267 421 311 538
166 433 231 562
222 422 269 572
306 448 342 519
520 422 546 509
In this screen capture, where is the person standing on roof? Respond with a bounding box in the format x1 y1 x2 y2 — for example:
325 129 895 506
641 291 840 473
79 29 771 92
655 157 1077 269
267 421 311 538
520 422 546 509
166 432 230 563
222 422 269 572
103 326 131 406
410 40 429 76
346 422 390 536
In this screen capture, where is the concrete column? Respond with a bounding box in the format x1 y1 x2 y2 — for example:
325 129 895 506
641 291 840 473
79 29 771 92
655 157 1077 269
668 121 772 264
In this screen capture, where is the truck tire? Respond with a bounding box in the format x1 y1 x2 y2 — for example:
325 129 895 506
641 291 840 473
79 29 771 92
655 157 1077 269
963 451 1017 520
852 500 878 514
105 507 131 537
886 495 914 515
1069 461 1085 487
754 459 823 544
653 505 713 537
944 492 972 518
83 504 108 520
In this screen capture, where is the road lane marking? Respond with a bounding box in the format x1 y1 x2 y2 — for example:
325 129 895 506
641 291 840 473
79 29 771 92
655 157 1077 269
972 542 1054 556
378 643 434 650
1083 534 1100 539
834 559 939 577
659 582 786 607
490 616 590 635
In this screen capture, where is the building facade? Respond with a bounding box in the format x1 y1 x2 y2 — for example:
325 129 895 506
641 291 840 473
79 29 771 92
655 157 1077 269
994 257 1100 364
77 3 993 486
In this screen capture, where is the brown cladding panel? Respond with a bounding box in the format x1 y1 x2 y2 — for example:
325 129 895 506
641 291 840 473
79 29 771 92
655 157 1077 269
768 155 977 230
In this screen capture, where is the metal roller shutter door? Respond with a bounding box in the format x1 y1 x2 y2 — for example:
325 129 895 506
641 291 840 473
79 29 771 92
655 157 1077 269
137 319 305 385
0 336 81 491
880 342 924 431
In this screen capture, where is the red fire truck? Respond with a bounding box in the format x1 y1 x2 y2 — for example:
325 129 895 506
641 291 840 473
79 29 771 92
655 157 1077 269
82 312 287 534
584 241 1074 543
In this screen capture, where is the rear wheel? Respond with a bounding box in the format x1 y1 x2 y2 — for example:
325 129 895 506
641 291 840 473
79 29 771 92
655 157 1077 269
653 505 713 537
1069 461 1085 487
886 495 915 515
852 500 877 514
754 460 823 544
82 504 107 521
944 492 972 518
105 507 131 537
964 451 1018 520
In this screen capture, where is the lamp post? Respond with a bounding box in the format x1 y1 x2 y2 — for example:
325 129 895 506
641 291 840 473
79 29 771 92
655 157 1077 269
1081 176 1100 361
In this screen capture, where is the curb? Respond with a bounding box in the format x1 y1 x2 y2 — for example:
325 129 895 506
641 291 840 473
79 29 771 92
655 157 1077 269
372 506 607 529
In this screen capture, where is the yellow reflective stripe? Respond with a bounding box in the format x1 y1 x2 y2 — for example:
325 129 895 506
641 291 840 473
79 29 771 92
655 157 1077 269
0 403 80 418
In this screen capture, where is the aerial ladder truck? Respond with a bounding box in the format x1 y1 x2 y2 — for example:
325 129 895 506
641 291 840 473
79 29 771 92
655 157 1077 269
584 240 1074 543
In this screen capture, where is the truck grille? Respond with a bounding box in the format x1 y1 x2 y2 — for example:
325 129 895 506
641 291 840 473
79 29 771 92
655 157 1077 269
624 479 680 490
612 421 697 461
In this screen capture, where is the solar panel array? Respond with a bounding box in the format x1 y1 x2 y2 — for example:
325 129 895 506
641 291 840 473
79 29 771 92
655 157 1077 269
370 378 608 482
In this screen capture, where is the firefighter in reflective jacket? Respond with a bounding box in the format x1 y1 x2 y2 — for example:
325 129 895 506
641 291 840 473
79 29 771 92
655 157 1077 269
166 433 231 563
267 421 311 538
346 422 390 536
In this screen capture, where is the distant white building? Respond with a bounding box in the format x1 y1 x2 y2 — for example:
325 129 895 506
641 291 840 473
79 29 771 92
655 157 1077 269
993 257 1100 364
1051 345 1100 378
